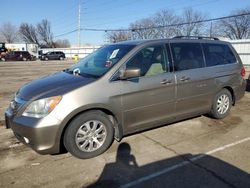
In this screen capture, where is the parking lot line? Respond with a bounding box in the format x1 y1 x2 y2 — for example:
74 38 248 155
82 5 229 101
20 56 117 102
120 137 250 188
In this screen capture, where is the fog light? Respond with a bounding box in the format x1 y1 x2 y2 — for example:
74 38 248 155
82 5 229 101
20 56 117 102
23 137 30 144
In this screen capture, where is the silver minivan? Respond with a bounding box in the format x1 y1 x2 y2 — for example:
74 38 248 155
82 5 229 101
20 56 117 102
5 37 246 159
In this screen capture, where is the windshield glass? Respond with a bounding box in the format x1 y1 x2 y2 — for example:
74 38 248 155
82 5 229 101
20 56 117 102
68 44 135 77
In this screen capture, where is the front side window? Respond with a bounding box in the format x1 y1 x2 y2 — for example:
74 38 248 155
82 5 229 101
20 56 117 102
68 44 135 77
203 43 237 67
125 45 168 77
171 43 204 71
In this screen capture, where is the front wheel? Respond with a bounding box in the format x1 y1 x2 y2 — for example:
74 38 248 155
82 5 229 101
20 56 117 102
63 111 114 159
209 89 232 119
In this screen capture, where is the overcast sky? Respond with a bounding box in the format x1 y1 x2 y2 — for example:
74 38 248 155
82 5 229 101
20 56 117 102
1 0 250 45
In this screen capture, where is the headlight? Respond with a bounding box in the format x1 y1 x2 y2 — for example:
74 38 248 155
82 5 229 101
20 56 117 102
23 96 62 118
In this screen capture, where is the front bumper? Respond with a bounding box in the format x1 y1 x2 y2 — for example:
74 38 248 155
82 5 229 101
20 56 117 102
5 107 62 154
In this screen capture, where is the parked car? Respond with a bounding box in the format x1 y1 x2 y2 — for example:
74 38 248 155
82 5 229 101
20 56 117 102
5 36 246 159
40 51 65 60
1 51 35 61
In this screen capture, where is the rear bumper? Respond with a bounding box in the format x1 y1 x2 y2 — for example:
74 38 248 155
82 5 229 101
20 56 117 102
5 108 62 154
234 79 247 102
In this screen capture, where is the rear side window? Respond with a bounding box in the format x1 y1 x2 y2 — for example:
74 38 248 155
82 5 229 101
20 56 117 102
171 43 204 71
203 43 237 67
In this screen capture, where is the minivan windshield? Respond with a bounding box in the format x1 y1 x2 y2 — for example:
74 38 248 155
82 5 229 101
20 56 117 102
67 44 135 78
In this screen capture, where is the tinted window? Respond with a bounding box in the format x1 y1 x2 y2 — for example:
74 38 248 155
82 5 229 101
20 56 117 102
203 43 237 67
171 43 204 71
126 45 168 77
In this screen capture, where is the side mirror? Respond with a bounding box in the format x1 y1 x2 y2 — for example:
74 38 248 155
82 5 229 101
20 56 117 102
119 68 140 80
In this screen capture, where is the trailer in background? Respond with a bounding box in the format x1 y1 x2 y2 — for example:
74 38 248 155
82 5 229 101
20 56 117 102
5 43 38 58
40 46 101 59
229 39 250 67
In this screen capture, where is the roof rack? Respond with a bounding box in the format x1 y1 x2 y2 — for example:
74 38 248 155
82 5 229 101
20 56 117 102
173 36 219 40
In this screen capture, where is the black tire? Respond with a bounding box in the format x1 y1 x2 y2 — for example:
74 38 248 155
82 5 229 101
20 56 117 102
45 57 48 61
209 89 232 119
59 56 64 60
63 111 114 159
22 57 27 61
1 57 6 62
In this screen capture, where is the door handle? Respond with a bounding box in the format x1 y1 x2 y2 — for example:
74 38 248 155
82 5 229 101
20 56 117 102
180 76 190 81
161 79 172 84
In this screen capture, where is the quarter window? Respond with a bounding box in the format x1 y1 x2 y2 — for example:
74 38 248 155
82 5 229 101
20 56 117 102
203 43 237 67
171 43 204 71
126 45 168 77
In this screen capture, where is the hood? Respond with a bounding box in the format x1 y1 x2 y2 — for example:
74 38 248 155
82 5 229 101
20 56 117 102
17 71 97 101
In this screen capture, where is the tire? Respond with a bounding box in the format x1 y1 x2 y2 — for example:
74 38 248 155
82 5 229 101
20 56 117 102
209 89 232 119
59 56 64 60
1 58 6 62
45 57 48 61
22 57 27 61
63 111 114 159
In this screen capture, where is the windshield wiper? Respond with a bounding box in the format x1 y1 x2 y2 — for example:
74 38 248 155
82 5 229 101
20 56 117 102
63 69 99 78
79 72 100 78
62 68 71 73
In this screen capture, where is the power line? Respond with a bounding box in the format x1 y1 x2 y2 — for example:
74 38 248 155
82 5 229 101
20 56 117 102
54 29 78 38
53 0 218 38
53 12 250 37
83 12 250 32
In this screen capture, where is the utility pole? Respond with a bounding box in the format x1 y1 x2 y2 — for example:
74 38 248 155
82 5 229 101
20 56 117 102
78 2 81 47
210 21 213 38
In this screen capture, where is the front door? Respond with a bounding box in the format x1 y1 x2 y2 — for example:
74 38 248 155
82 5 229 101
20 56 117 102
119 44 176 133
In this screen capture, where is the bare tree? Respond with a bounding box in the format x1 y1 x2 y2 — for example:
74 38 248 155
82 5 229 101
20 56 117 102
19 23 40 44
130 18 157 39
153 10 182 38
217 8 250 39
179 8 207 36
0 22 18 43
106 30 131 43
37 19 54 47
54 39 71 48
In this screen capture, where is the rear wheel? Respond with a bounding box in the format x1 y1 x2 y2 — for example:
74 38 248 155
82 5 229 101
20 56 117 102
45 57 48 61
209 89 232 119
63 111 114 159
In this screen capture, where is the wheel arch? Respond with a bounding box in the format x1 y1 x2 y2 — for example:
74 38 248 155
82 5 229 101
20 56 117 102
223 86 235 105
58 107 123 153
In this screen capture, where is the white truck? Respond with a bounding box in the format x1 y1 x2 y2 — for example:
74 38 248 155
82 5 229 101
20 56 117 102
5 43 38 58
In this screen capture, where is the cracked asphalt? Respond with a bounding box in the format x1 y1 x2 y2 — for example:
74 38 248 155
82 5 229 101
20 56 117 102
0 61 250 188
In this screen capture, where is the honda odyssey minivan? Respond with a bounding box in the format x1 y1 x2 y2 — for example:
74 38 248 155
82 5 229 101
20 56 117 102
5 36 246 159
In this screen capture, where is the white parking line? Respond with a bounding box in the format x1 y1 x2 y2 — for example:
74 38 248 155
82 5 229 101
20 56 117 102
121 137 250 188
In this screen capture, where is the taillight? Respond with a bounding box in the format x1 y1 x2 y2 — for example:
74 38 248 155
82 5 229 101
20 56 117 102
241 67 245 77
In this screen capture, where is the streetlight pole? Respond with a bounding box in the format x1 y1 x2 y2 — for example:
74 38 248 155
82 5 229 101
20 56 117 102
78 2 81 47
